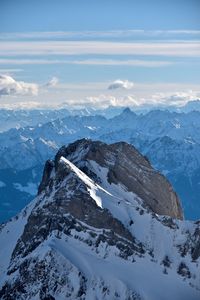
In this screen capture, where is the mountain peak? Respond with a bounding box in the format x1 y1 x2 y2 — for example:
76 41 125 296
122 107 132 114
120 107 137 117
1 139 200 300
39 139 183 220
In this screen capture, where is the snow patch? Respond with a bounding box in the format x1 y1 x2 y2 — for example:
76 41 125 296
0 181 6 188
13 182 38 196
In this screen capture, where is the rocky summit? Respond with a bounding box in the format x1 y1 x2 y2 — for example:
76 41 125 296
0 139 199 300
42 138 183 219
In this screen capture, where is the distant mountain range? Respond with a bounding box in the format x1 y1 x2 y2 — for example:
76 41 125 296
1 106 200 222
0 106 126 132
1 100 200 132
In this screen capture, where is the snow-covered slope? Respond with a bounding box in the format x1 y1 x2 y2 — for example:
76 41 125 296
0 139 200 300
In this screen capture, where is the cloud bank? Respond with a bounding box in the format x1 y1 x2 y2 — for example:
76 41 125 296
0 75 59 97
61 91 200 109
60 94 138 108
1 90 200 110
151 91 200 106
0 75 38 96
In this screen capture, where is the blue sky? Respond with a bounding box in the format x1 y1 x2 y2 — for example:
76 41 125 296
1 0 200 32
0 0 200 108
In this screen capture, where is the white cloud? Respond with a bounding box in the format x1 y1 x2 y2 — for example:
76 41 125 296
0 74 38 96
150 90 200 106
0 59 64 65
45 76 59 87
70 59 173 67
64 91 200 109
0 68 23 73
0 58 173 68
0 75 59 97
0 75 199 109
59 94 139 109
108 80 134 90
1 90 200 110
0 101 42 109
1 30 200 40
0 41 199 57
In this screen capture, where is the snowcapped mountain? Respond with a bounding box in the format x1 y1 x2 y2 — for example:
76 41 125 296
136 136 200 220
0 139 199 300
0 106 126 133
0 109 70 133
1 108 200 222
3 108 200 171
177 100 200 113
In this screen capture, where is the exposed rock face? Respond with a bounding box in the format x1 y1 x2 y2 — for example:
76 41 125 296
44 138 183 219
0 139 199 300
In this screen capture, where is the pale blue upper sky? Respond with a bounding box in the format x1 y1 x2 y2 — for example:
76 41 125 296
0 0 200 108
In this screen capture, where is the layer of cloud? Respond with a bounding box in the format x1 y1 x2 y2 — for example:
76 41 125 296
0 74 199 109
0 95 137 110
0 101 42 109
0 75 38 96
60 90 200 109
1 90 200 110
0 69 23 73
0 59 64 65
0 58 174 68
59 94 137 108
0 41 199 57
108 80 134 90
70 59 173 67
150 91 200 106
1 30 200 40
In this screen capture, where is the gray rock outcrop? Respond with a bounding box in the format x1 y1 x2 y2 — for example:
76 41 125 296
41 139 183 219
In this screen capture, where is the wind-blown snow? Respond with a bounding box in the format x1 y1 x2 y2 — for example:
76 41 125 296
60 156 108 208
